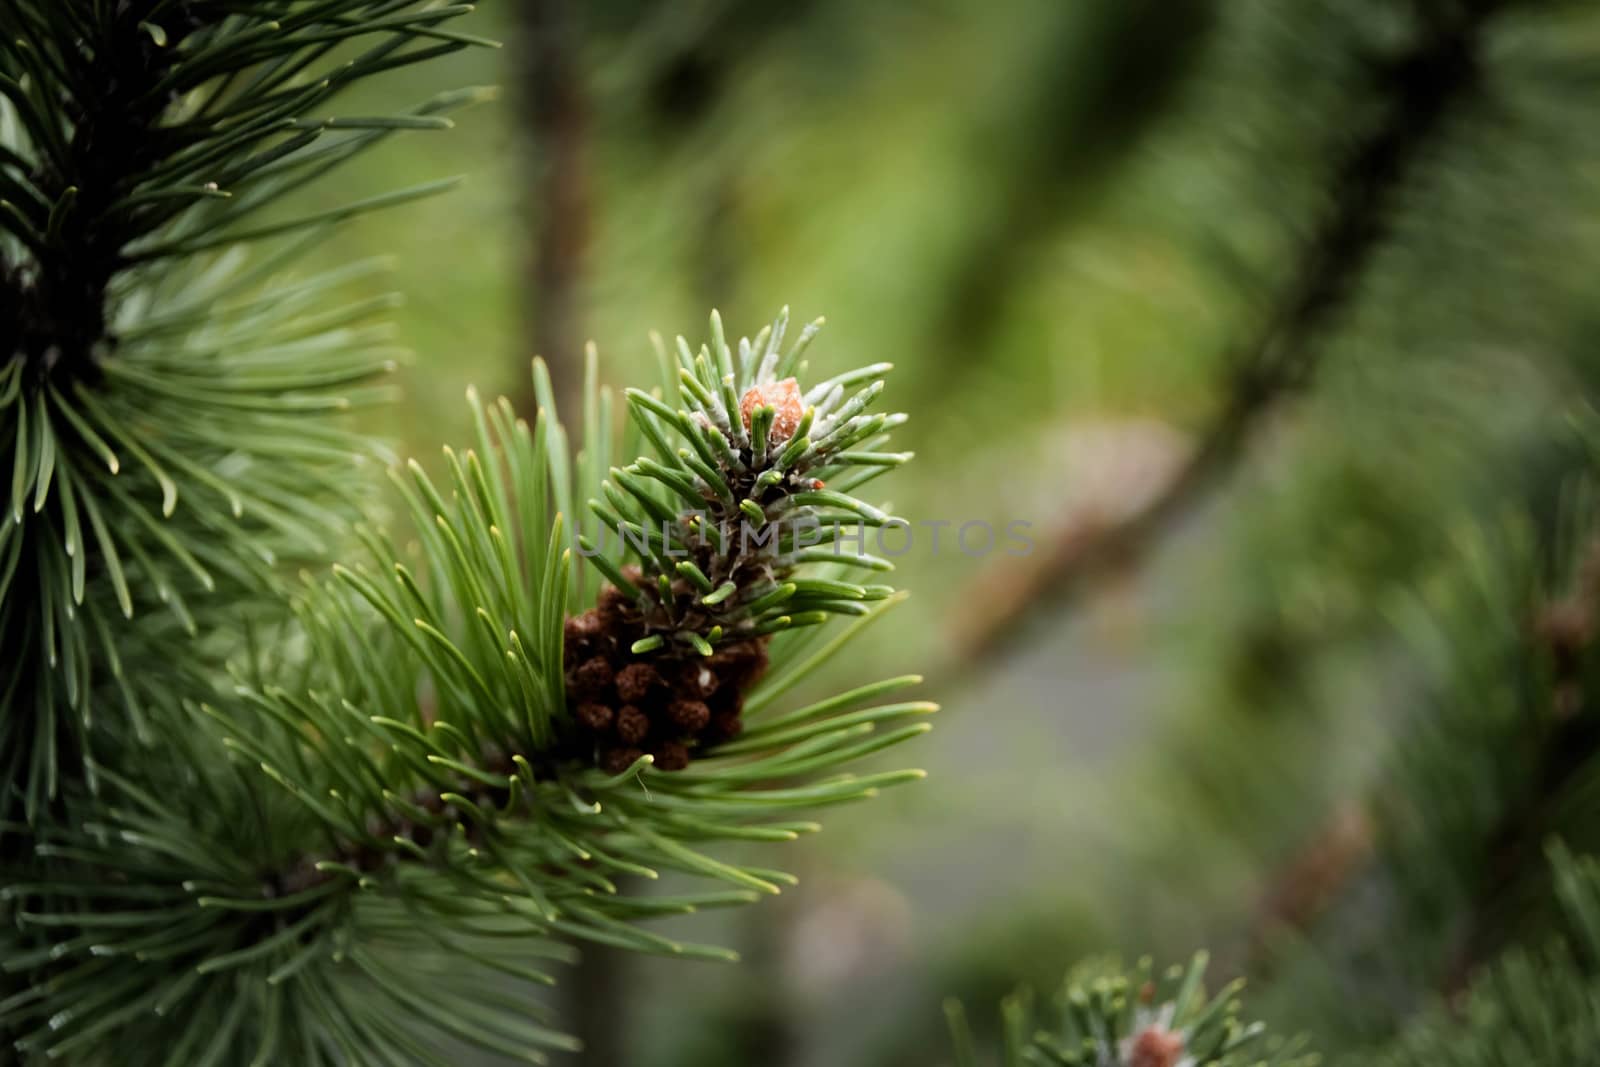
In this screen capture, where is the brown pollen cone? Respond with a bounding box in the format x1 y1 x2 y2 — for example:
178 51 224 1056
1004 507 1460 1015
616 662 664 704
615 705 650 745
601 746 645 776
563 584 773 772
571 656 614 697
668 699 711 732
563 611 604 665
676 661 719 700
575 702 614 732
650 740 691 772
709 639 769 689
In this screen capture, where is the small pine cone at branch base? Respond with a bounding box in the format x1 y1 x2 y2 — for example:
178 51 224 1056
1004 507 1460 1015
709 640 770 690
616 706 650 745
562 590 771 772
595 579 644 634
562 610 605 665
668 699 711 733
575 702 614 732
676 661 719 700
650 740 691 772
571 657 614 697
601 746 646 776
616 662 664 704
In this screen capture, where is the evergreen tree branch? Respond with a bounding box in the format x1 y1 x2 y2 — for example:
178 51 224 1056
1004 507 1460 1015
3 311 933 1062
948 952 1317 1067
0 1 485 822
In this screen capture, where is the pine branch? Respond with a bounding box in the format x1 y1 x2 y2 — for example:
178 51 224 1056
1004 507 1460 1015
0 9 933 1063
0 1 487 821
1 2 206 380
947 952 1317 1067
3 312 933 1063
951 0 1510 668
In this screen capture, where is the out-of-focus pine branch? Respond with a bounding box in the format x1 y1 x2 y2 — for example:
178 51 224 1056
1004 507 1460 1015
1367 843 1600 1065
1231 470 1600 1048
947 952 1317 1067
950 0 1511 669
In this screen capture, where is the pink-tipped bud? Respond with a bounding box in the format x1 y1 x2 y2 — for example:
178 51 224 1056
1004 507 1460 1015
1126 1027 1186 1067
740 378 805 444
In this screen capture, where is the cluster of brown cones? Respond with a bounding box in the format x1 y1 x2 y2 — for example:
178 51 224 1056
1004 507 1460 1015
563 583 769 773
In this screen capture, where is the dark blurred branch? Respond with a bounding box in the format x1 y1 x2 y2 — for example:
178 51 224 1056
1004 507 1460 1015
922 0 1215 404
567 939 630 1067
1231 802 1377 980
517 0 589 418
950 3 1501 669
513 2 615 1059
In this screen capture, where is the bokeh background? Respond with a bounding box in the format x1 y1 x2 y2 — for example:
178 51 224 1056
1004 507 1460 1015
297 1 1600 1063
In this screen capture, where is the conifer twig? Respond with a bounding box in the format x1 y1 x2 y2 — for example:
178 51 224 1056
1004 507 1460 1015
2 310 931 1062
0 0 483 824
